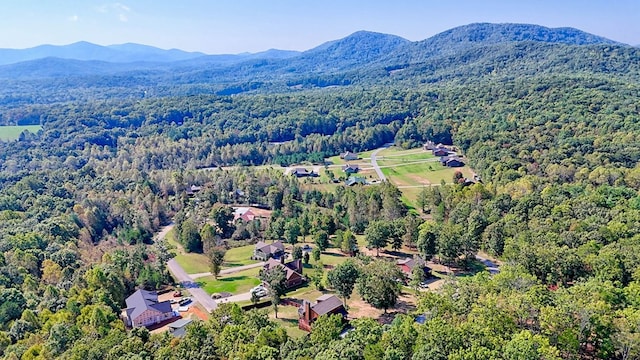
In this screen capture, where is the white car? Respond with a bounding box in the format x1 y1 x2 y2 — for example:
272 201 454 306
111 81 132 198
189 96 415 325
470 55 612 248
251 285 267 298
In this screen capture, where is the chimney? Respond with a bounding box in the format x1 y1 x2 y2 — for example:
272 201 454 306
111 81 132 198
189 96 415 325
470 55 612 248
304 300 311 323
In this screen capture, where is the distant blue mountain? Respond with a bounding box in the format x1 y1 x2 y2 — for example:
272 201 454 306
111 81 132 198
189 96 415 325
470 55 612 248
0 41 206 65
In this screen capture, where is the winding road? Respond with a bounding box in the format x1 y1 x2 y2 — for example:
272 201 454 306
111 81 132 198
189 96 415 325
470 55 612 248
167 259 219 312
157 224 219 312
370 143 394 181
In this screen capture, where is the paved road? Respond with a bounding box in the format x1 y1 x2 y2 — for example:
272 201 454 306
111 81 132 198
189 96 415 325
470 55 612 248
370 143 394 181
475 254 501 274
167 259 218 312
191 261 265 280
156 223 219 312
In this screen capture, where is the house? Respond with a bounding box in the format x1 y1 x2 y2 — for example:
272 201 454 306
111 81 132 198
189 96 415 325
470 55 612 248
423 141 436 151
168 318 193 338
253 240 285 261
340 151 358 161
298 294 348 331
397 257 432 277
234 207 256 222
263 258 305 289
291 168 317 177
444 158 465 167
341 164 360 174
345 176 367 186
122 289 175 328
185 184 202 197
433 148 449 157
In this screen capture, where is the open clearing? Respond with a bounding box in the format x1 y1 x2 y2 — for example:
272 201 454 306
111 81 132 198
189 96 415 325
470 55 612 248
197 267 261 294
309 146 476 210
165 228 211 274
223 245 260 268
0 125 42 140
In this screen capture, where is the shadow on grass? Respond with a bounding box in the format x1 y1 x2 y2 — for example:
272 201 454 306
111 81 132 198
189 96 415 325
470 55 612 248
196 275 250 287
223 262 246 267
322 252 347 259
385 250 413 258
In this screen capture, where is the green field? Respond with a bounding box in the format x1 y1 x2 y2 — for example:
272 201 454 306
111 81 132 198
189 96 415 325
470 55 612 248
175 251 210 274
324 149 377 165
198 267 262 294
0 125 42 140
376 151 435 165
382 163 467 186
223 245 260 268
165 228 211 274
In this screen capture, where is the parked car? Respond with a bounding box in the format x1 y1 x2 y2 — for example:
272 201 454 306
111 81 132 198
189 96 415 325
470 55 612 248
178 297 192 306
250 285 267 298
172 291 181 297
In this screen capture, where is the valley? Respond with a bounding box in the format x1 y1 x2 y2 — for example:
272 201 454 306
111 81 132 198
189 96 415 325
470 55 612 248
0 22 639 360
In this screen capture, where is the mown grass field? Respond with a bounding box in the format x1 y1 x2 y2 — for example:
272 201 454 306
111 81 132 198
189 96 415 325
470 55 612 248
165 228 211 274
376 152 435 166
324 149 377 166
0 125 42 140
223 245 260 268
268 304 308 338
198 267 261 294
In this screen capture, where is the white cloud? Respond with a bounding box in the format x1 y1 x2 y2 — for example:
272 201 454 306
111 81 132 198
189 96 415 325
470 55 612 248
114 3 130 12
96 3 132 22
68 15 79 22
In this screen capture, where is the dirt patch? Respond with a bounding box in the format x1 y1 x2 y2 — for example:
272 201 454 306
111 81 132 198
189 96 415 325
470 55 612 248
347 293 417 324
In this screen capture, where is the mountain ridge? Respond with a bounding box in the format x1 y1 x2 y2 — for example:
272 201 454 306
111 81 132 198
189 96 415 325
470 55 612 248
0 22 635 101
0 23 624 67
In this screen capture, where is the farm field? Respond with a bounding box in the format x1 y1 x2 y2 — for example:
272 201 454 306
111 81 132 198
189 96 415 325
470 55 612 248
0 125 42 140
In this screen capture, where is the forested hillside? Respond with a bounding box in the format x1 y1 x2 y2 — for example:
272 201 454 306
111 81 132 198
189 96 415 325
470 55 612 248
1 23 640 359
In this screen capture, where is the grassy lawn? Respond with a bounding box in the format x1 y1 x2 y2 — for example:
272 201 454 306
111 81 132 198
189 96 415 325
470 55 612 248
165 228 211 274
268 304 308 338
377 146 432 157
223 245 260 268
324 149 377 165
198 267 261 295
377 150 434 164
285 284 324 301
382 162 473 186
0 125 42 141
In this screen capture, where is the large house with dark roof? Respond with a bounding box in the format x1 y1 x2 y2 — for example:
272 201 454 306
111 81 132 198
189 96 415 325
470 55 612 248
263 258 305 288
298 294 348 331
342 164 360 174
122 289 174 328
440 156 465 167
253 241 285 261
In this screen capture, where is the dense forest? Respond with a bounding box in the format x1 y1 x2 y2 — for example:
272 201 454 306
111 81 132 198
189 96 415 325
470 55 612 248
1 23 640 359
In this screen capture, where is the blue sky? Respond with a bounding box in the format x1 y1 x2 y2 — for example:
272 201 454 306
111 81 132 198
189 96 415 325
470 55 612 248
0 0 638 53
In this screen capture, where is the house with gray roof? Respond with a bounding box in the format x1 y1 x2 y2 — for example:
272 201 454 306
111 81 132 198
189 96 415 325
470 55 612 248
168 318 193 338
253 240 285 260
298 294 347 331
122 289 174 328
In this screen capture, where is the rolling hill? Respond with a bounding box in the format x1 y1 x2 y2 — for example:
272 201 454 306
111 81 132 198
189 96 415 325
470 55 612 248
0 23 636 102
